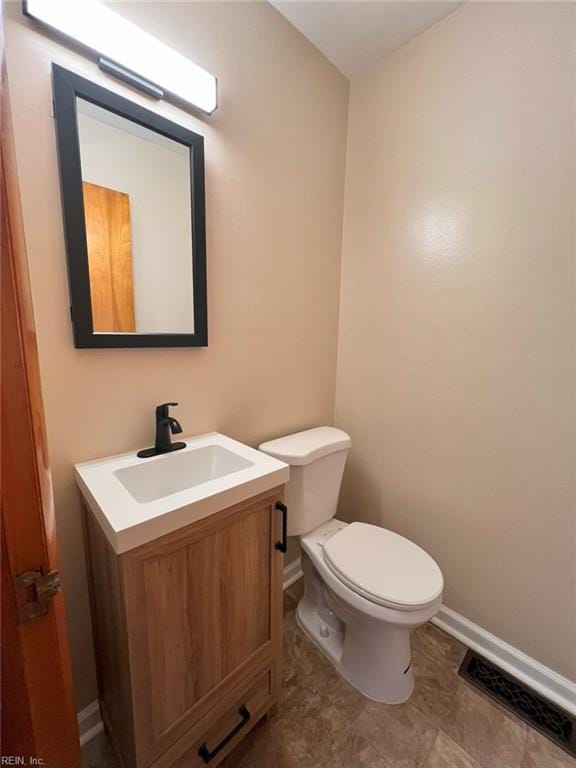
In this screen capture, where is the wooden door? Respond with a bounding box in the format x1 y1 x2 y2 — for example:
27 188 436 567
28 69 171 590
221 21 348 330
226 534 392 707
1 51 81 768
122 489 284 766
82 181 136 332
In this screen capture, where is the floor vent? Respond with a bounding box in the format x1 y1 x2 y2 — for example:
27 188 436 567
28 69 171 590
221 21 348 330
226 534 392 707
459 650 575 758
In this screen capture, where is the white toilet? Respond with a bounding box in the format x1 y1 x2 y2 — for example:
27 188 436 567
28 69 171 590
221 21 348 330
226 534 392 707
259 426 443 704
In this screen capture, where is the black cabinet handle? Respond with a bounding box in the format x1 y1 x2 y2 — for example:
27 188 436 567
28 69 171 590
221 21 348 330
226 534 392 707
198 705 251 764
275 501 288 554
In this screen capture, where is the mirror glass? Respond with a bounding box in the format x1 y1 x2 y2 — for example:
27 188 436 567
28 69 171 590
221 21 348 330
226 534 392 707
76 98 194 334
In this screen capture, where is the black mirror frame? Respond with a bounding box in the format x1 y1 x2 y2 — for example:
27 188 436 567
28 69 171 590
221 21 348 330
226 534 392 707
51 64 208 348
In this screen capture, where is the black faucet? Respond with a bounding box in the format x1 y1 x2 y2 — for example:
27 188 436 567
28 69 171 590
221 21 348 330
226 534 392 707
137 403 186 458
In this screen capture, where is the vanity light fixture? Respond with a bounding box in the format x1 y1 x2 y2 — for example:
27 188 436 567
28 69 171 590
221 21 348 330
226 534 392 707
23 0 218 115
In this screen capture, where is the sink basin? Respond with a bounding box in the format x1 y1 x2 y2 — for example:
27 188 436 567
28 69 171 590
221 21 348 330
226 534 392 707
75 433 289 553
115 445 254 503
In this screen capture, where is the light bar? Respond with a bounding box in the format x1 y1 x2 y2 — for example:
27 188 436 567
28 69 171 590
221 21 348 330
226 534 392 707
24 0 218 115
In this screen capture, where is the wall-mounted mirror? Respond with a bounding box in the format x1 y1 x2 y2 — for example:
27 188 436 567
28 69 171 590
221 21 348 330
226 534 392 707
52 65 207 348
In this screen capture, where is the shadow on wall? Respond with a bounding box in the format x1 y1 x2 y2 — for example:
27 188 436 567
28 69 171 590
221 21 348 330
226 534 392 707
337 455 384 526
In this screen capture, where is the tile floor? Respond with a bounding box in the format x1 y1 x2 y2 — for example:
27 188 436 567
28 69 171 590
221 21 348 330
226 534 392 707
83 581 575 768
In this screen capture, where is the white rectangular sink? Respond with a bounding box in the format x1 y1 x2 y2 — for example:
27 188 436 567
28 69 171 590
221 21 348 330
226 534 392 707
114 445 254 503
75 433 289 554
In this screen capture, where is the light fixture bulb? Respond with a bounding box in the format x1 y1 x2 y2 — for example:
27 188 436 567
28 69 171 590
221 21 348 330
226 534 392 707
25 0 218 114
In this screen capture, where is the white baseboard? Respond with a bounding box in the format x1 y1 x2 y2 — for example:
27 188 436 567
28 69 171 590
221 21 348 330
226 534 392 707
432 605 576 715
283 557 304 589
77 699 103 747
78 562 575 747
282 560 575 714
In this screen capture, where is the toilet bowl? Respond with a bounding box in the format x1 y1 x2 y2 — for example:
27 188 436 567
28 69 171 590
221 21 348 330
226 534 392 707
259 427 444 704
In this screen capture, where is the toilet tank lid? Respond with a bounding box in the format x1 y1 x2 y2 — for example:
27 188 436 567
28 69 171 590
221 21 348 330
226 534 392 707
258 427 351 466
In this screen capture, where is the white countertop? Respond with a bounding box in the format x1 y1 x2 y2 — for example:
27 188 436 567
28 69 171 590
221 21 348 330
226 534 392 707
75 432 289 554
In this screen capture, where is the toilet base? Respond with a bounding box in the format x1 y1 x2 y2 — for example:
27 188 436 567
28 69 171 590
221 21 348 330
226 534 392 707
296 556 416 704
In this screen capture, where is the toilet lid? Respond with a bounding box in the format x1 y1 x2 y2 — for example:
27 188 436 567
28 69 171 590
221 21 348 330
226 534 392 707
323 522 443 609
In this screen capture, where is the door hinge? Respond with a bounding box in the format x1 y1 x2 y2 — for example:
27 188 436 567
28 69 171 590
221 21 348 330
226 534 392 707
14 569 62 624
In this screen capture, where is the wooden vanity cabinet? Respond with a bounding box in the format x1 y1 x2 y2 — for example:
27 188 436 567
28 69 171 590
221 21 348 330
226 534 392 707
84 486 285 768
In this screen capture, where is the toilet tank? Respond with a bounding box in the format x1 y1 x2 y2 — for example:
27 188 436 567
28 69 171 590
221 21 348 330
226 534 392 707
259 427 351 536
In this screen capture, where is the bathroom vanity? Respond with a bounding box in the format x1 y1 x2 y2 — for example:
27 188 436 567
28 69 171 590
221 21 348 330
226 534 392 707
76 434 289 768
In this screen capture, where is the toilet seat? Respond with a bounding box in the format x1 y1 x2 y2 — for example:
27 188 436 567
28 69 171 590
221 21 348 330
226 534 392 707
322 522 443 611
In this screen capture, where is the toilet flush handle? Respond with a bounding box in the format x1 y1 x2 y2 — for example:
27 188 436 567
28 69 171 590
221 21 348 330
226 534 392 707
275 501 288 554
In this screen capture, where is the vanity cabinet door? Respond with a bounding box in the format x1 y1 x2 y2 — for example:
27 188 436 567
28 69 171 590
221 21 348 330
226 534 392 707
120 487 284 766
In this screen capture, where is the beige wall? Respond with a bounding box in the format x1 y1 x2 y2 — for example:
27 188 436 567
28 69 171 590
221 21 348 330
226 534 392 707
4 1 348 709
6 0 575 712
336 2 575 680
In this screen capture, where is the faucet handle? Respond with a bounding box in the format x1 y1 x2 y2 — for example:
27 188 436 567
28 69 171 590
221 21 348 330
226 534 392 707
156 402 178 418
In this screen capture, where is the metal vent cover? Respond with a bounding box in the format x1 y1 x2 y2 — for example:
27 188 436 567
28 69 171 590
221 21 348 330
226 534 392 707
459 650 575 758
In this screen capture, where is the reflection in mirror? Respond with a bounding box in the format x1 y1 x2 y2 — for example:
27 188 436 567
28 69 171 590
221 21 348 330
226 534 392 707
76 100 194 334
